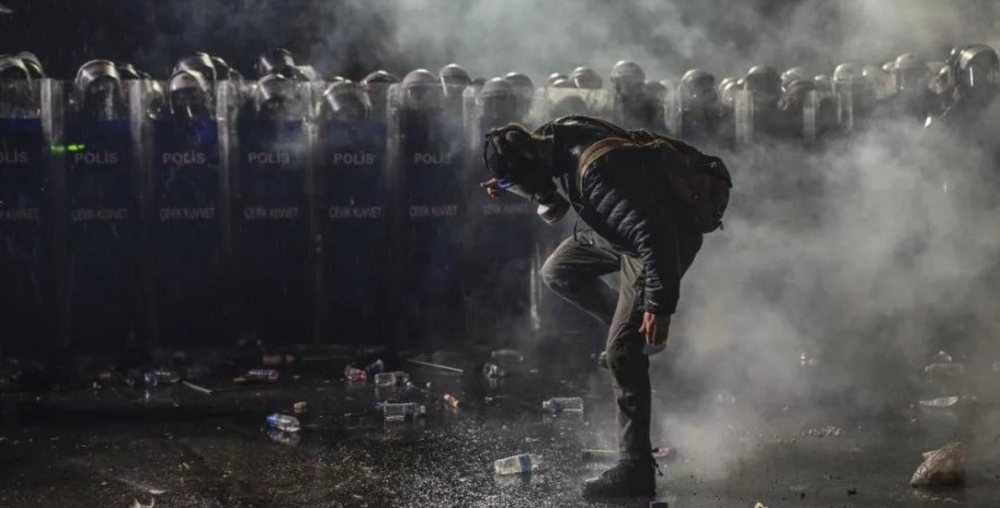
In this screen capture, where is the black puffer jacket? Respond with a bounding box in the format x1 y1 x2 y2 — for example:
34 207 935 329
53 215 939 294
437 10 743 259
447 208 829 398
538 117 704 315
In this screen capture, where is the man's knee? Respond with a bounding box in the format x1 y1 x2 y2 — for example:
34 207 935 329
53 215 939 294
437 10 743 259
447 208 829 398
605 333 647 373
540 255 574 292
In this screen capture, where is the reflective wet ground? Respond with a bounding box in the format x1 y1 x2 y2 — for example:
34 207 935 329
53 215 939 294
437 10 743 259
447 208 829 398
1 343 998 508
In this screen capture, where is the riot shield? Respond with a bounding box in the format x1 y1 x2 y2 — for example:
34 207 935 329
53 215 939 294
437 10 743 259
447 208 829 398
387 83 467 346
835 83 855 133
532 87 616 123
366 82 393 125
147 80 229 348
0 79 60 353
316 84 389 345
734 89 755 147
665 90 684 137
461 85 536 343
803 89 820 147
233 81 315 345
63 81 141 350
614 90 667 131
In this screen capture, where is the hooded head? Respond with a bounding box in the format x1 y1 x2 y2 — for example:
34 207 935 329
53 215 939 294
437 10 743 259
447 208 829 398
482 123 568 224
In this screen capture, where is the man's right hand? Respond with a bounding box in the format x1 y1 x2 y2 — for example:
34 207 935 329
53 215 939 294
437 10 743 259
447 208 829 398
480 178 502 198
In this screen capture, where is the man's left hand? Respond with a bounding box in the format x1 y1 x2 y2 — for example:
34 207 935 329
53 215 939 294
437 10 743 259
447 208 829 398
480 178 502 198
639 312 671 346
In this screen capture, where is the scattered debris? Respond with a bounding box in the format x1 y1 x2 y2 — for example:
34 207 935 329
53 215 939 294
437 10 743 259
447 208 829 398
918 396 977 410
443 394 461 409
382 402 426 422
911 442 965 487
266 414 301 433
267 428 300 446
847 487 858 496
490 349 525 363
542 397 584 413
182 381 213 395
366 359 385 376
407 358 464 374
924 362 965 378
234 369 279 384
143 369 180 389
802 425 842 438
753 502 768 508
374 371 410 387
130 498 155 508
494 453 541 475
344 365 367 382
293 401 308 414
482 363 507 379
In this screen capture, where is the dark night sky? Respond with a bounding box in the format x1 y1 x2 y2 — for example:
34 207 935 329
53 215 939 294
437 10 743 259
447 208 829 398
0 0 995 82
0 0 399 79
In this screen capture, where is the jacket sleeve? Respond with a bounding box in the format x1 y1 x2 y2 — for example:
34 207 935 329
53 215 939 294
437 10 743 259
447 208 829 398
583 164 681 314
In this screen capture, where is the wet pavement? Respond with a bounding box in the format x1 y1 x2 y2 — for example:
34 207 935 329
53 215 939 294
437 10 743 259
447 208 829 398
1 343 999 508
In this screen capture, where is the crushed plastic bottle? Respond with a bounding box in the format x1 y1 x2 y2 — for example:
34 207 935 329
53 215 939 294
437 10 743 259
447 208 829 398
542 397 584 413
911 442 964 487
924 362 965 378
367 359 385 376
374 371 410 387
490 349 525 363
443 393 461 409
344 365 367 382
493 453 541 475
266 413 301 433
918 395 977 409
245 369 279 382
482 363 507 379
143 369 180 389
382 402 426 422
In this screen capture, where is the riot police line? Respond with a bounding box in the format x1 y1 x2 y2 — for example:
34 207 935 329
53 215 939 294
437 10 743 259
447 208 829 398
0 44 997 355
0 61 641 355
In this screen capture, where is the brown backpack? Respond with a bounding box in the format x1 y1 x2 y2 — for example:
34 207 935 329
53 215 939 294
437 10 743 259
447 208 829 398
576 126 732 234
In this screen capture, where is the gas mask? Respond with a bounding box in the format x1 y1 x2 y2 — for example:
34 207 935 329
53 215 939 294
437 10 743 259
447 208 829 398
484 127 569 224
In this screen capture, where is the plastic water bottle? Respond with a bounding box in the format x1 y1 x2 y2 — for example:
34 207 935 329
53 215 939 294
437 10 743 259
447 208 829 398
493 453 541 475
383 402 426 422
143 369 180 388
490 349 525 362
344 365 367 382
246 369 280 382
374 371 410 387
482 363 506 379
542 397 584 413
266 413 301 433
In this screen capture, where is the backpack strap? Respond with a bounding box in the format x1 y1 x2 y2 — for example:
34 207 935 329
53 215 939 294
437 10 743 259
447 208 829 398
576 137 633 193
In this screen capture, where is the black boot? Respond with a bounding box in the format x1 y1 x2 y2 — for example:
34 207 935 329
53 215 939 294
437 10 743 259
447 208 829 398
581 459 658 499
